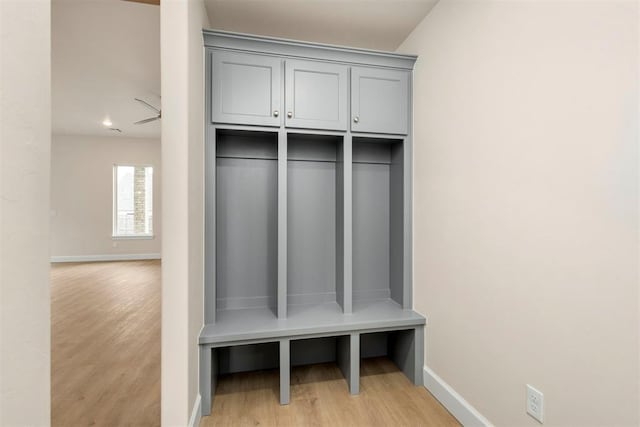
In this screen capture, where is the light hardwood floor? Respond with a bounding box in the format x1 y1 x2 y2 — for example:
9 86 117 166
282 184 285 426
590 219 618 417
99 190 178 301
51 260 161 426
52 260 458 426
202 357 460 427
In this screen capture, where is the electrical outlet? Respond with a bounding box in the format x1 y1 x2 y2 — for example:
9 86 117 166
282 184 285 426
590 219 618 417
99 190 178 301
526 384 544 423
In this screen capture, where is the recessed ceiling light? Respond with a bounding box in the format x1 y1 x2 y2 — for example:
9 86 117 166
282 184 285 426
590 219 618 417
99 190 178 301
102 118 113 127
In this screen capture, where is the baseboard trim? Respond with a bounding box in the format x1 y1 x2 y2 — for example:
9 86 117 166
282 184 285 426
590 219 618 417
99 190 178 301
423 366 493 426
188 394 202 427
50 253 161 263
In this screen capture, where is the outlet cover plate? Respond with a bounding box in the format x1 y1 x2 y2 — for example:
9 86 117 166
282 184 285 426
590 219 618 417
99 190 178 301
526 384 544 423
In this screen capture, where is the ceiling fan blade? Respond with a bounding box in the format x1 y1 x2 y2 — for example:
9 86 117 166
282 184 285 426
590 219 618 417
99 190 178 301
134 98 161 113
134 116 160 125
123 0 160 5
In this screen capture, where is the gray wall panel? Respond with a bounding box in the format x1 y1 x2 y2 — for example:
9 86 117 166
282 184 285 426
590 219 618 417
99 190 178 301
216 156 278 311
287 159 336 304
353 162 391 300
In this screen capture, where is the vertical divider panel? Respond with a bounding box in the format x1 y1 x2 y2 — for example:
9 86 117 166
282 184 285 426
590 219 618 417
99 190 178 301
204 50 216 324
336 142 344 310
204 129 216 323
350 332 360 394
279 339 290 405
278 129 288 318
200 346 216 416
389 142 404 307
343 135 353 313
336 139 346 312
337 333 361 395
414 325 424 385
403 144 412 308
212 349 218 410
404 76 413 309
344 65 353 314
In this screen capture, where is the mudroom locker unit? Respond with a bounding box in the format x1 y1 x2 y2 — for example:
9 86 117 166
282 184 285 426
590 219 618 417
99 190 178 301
199 30 426 416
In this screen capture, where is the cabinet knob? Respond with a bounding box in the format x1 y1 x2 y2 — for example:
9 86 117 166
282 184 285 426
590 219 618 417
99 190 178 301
353 116 359 123
287 111 293 119
273 110 279 117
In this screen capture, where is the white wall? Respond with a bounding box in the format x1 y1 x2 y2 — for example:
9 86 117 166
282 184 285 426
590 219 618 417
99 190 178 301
161 0 209 425
399 1 639 425
50 134 161 260
0 0 51 424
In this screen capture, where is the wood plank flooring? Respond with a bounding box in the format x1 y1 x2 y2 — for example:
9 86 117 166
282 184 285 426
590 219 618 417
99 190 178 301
202 357 460 427
51 260 161 427
51 260 459 426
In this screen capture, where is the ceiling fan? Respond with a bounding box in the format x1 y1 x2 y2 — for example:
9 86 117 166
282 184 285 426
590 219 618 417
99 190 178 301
134 98 161 125
123 0 160 5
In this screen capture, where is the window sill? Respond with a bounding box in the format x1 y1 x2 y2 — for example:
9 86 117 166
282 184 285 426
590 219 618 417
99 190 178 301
112 235 155 240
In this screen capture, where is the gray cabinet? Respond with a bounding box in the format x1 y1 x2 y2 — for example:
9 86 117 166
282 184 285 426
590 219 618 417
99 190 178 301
285 60 348 131
201 30 424 418
211 51 281 126
351 67 409 135
211 52 410 134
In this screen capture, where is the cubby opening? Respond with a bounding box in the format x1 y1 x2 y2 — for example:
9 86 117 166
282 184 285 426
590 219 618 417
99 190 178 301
360 329 417 382
290 336 351 386
287 133 345 310
352 137 405 307
216 342 280 375
290 336 336 366
216 129 278 316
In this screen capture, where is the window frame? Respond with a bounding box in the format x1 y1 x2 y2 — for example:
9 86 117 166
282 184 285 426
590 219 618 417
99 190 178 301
112 163 155 240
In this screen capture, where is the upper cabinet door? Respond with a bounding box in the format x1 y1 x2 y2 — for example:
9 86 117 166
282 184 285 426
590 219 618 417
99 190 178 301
285 60 348 131
212 51 281 127
351 67 409 135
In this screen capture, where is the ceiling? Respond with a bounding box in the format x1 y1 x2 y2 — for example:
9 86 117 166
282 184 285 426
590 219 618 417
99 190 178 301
52 0 160 138
52 0 438 139
204 0 439 51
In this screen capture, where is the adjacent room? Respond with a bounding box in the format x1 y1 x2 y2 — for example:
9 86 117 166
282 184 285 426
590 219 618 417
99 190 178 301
50 0 161 425
1 1 638 427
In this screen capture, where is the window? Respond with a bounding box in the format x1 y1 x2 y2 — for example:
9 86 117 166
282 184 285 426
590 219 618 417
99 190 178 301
113 165 153 238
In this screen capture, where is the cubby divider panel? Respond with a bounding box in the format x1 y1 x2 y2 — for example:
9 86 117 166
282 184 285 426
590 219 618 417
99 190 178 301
216 129 279 315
